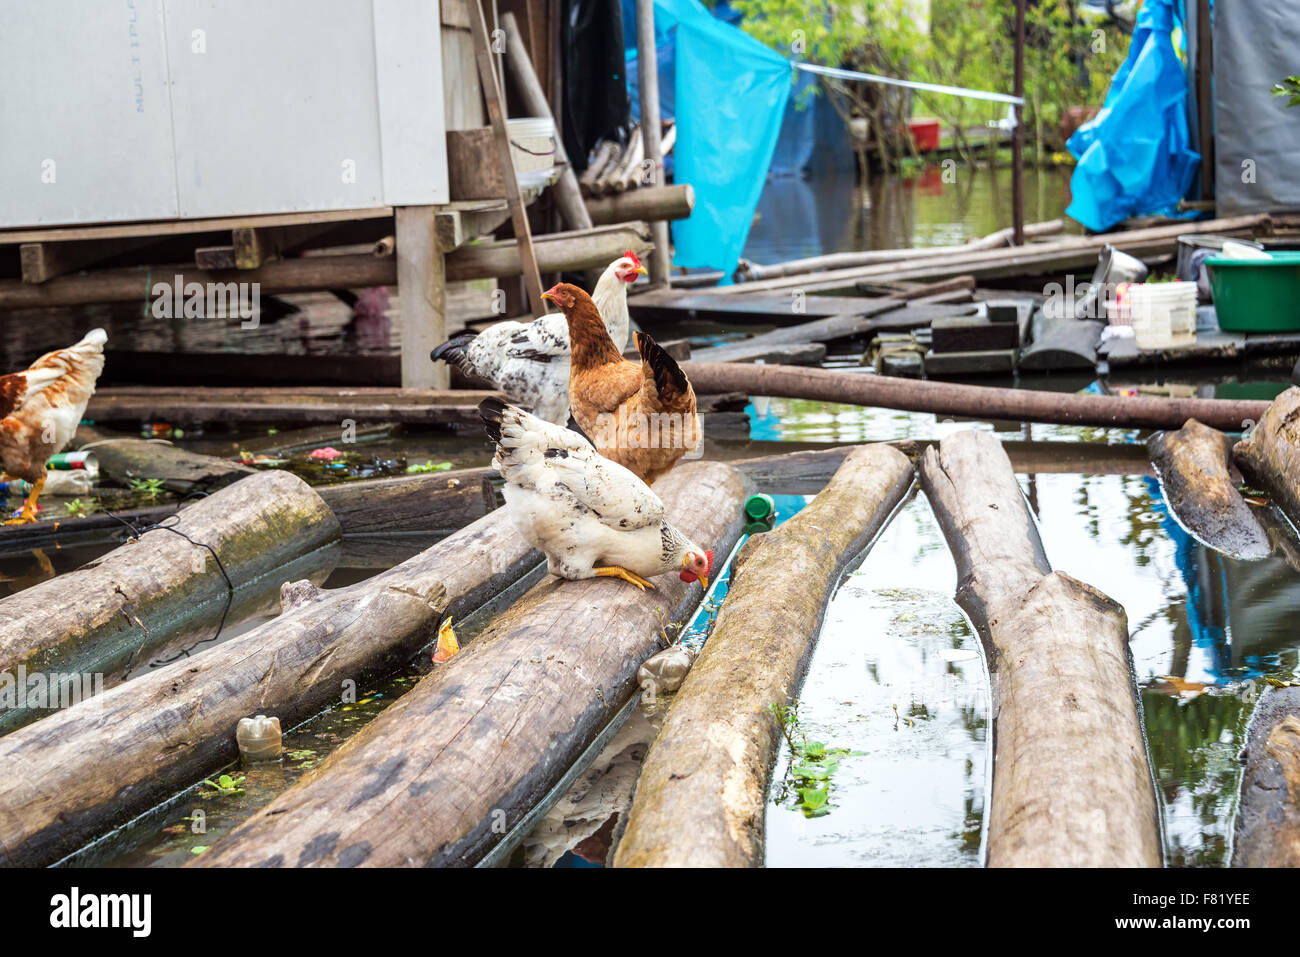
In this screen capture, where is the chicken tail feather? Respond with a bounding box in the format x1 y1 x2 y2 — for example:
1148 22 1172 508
635 331 689 402
430 332 478 370
0 374 24 420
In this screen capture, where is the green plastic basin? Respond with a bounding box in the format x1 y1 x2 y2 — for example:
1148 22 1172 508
1205 252 1300 333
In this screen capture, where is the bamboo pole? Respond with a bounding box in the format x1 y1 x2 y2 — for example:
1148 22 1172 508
682 362 1269 432
919 430 1161 867
613 445 915 867
635 0 671 286
192 462 746 868
0 507 540 867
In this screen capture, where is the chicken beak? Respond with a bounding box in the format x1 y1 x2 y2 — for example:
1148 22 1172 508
634 265 648 276
540 290 553 301
698 574 709 592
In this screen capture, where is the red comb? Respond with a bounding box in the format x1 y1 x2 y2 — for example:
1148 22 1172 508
625 249 641 267
705 549 715 577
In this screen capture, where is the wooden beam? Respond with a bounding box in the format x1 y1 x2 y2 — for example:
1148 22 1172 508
395 206 445 389
469 0 544 314
0 207 394 246
20 237 161 283
585 184 694 226
635 0 671 286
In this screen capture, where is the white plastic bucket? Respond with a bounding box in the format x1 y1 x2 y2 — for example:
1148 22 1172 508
1130 281 1198 350
505 117 555 177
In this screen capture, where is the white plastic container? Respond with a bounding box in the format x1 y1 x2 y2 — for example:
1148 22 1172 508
1130 281 1198 350
505 117 555 178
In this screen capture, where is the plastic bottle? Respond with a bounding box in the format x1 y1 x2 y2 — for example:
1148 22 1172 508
236 714 283 763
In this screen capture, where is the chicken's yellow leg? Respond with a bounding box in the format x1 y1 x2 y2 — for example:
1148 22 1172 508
4 475 44 525
594 566 656 591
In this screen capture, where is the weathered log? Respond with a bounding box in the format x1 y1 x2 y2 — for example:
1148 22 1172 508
192 461 746 868
1233 386 1300 528
1148 419 1269 560
1232 685 1300 867
76 430 254 494
613 445 914 867
919 430 1161 867
319 469 496 535
586 185 695 226
683 362 1270 432
0 507 540 867
0 471 340 735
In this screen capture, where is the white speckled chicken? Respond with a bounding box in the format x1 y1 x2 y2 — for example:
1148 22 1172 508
430 252 646 425
1 329 108 524
478 397 713 591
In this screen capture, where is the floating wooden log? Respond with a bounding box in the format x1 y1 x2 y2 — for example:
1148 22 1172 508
682 362 1270 432
630 289 972 329
613 445 915 867
919 430 1161 867
1232 685 1300 867
1148 419 1269 561
1233 386 1300 528
0 471 340 735
191 461 746 868
76 428 253 494
0 506 540 867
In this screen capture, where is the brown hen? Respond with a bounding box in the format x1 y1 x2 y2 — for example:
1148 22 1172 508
544 282 699 484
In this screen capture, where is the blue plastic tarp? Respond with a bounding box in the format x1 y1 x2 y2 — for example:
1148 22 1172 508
1066 0 1201 231
623 0 791 278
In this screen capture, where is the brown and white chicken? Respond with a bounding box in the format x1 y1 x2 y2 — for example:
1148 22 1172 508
545 282 700 485
479 397 713 591
1 329 108 524
430 252 647 425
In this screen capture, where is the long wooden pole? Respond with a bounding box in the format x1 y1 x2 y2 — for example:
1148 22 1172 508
635 0 672 286
470 0 545 313
682 361 1270 432
1012 0 1026 245
500 12 593 232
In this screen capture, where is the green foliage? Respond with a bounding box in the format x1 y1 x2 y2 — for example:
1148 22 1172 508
128 477 166 499
63 498 89 517
405 460 454 474
729 0 1130 166
1275 75 1300 108
768 700 862 818
198 773 245 797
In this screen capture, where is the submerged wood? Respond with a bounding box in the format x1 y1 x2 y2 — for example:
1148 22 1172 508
193 462 746 868
683 362 1270 432
1233 386 1300 528
0 507 540 867
0 471 340 734
1232 685 1300 867
1148 419 1269 560
613 445 914 867
77 429 253 494
919 430 1161 867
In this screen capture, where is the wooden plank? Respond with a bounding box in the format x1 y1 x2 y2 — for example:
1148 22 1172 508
434 201 511 252
191 461 747 868
20 237 161 283
0 224 653 309
0 507 539 868
919 430 1161 867
0 208 394 246
395 206 446 389
469 0 544 313
613 445 914 866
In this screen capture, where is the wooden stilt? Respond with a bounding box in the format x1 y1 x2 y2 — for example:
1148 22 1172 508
395 206 446 389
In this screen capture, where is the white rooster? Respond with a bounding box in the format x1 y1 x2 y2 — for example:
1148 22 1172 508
431 252 647 425
478 397 714 591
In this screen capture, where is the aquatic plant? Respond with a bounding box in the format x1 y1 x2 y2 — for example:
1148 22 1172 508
768 700 862 818
128 478 166 499
198 773 245 797
406 460 454 474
